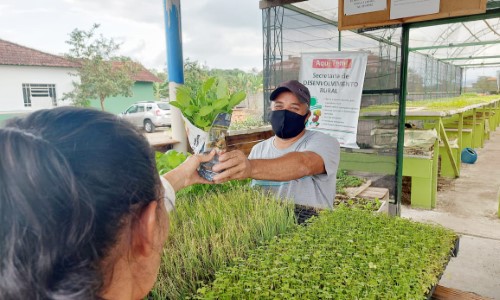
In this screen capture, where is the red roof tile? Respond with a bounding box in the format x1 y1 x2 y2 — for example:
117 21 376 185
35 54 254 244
0 39 79 68
112 61 162 83
0 39 161 83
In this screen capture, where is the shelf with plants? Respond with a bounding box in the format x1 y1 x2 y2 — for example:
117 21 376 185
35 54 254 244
361 94 500 115
196 207 459 300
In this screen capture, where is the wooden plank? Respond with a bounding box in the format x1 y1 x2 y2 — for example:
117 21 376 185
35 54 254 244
339 0 487 31
439 119 459 177
431 285 492 300
345 180 372 198
151 139 179 153
227 142 259 156
226 130 274 156
358 187 390 200
226 130 274 144
444 128 473 133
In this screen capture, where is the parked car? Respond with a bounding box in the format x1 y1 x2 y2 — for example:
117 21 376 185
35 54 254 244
119 101 171 133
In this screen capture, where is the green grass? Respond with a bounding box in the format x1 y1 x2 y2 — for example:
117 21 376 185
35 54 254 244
149 186 297 299
197 207 458 299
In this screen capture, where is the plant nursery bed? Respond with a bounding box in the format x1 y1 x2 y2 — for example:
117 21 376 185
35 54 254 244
197 207 459 299
426 237 460 300
295 196 385 225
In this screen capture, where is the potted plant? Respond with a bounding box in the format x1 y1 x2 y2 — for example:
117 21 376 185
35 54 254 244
169 77 246 180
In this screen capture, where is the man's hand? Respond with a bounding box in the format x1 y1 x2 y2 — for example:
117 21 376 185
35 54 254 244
163 150 216 192
212 150 252 183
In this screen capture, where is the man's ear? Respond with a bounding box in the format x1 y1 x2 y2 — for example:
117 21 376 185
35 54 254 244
131 201 159 258
305 110 311 121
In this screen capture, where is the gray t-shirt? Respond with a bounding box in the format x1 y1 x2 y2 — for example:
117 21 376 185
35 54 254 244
248 130 340 209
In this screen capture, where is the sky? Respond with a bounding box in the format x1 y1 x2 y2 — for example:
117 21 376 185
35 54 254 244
0 0 263 72
0 0 497 84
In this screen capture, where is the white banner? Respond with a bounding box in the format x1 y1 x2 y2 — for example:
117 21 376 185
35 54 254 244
344 0 386 16
300 51 368 149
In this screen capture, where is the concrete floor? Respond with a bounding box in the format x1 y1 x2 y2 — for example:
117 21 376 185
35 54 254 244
402 130 500 300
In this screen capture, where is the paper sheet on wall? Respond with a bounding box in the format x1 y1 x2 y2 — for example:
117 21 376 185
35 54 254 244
299 52 368 149
390 0 440 19
344 0 386 16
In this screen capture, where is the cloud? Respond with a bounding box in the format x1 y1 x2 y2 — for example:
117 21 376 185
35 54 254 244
185 0 261 29
62 0 162 24
0 0 264 72
181 0 263 70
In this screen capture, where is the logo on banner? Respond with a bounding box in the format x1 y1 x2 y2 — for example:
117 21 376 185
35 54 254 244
312 59 352 69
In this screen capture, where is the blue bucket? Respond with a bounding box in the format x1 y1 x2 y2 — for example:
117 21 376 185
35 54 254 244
461 147 478 164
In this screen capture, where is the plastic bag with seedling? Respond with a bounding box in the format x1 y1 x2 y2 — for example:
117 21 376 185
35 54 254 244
169 76 246 180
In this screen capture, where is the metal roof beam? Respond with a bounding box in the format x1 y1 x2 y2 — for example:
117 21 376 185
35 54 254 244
461 22 481 42
440 55 500 61
282 4 401 48
457 62 500 67
483 19 500 37
408 8 500 29
410 40 500 51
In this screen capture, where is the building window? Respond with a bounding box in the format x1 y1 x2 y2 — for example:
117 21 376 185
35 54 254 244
22 84 57 107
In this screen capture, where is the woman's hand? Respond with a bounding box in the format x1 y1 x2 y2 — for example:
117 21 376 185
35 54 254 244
162 150 216 192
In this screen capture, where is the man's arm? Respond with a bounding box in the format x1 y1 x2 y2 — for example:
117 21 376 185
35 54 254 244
212 150 326 183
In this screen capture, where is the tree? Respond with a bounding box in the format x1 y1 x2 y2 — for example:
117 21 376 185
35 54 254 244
159 58 263 102
63 24 139 111
472 76 497 94
183 58 210 95
151 70 168 99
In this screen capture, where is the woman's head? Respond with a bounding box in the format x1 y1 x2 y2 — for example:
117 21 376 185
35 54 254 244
0 107 167 299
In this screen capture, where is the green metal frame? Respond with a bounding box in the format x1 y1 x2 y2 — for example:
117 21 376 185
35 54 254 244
393 24 410 216
440 55 500 61
458 62 500 67
410 40 500 51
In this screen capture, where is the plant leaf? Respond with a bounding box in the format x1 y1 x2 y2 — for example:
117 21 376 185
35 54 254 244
213 98 229 110
216 78 229 99
169 100 182 109
166 152 185 168
184 105 198 117
175 86 192 108
229 91 246 108
194 114 211 129
202 77 216 94
198 106 214 117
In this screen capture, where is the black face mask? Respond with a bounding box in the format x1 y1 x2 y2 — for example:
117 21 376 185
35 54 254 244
271 110 309 139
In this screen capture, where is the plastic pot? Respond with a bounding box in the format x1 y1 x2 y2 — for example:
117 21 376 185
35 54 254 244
461 147 478 164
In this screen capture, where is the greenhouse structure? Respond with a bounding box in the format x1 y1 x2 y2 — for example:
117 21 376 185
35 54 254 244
260 0 500 215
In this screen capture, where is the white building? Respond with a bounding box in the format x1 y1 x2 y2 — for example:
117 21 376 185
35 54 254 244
0 39 78 115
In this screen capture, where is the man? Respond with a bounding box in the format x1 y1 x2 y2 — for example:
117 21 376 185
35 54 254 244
212 80 340 209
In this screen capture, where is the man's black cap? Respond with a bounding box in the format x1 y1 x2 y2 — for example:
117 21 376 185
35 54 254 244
270 80 310 106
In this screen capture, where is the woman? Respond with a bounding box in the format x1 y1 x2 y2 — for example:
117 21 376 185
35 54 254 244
0 107 214 299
